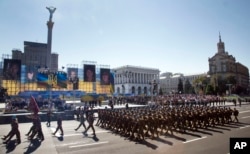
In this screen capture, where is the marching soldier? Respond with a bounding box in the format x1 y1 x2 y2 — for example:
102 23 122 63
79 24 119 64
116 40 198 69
75 108 87 131
233 108 239 123
53 114 64 136
83 108 96 137
2 115 21 144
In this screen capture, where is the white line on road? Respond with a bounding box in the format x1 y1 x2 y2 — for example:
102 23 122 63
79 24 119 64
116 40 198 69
63 130 110 137
183 136 207 143
239 110 250 114
69 141 109 148
239 125 250 129
56 141 88 147
241 116 250 119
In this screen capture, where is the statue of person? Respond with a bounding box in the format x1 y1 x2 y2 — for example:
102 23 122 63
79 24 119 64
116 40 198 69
46 6 56 21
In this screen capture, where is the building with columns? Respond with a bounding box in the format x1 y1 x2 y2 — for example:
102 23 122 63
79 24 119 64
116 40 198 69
113 65 160 96
208 34 249 93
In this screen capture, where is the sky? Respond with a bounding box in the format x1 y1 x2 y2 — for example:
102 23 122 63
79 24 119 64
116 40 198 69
0 0 249 75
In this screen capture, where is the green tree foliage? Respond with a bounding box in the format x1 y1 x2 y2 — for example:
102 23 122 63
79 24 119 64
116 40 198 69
178 78 183 94
184 79 193 94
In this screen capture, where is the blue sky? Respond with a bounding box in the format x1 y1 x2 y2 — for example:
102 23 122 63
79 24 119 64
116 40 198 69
0 0 249 75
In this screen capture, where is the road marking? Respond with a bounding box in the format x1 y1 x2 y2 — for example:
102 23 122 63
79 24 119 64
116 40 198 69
183 136 207 143
69 141 109 148
239 110 250 114
56 141 87 147
241 116 250 119
239 125 250 129
63 130 110 137
50 127 110 137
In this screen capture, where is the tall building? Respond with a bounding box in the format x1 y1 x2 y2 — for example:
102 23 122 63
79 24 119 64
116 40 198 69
208 33 249 93
11 7 58 71
12 41 58 71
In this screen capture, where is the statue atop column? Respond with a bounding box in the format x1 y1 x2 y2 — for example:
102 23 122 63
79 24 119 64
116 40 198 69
46 6 56 21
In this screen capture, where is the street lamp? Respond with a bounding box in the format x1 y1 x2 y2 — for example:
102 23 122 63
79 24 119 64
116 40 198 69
69 76 78 103
37 66 56 110
149 79 157 103
226 84 232 96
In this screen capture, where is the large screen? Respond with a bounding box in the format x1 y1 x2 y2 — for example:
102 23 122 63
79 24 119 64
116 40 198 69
67 68 79 90
3 59 21 80
100 68 110 85
84 64 96 82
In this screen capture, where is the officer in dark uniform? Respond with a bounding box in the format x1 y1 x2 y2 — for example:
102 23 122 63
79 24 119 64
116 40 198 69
233 108 239 122
83 108 96 137
75 108 87 131
53 114 64 136
2 115 21 144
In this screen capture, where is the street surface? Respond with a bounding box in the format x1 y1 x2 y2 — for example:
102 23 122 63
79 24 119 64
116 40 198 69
1 103 250 154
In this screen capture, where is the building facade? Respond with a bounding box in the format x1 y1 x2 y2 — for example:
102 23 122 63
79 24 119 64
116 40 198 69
208 34 249 93
160 72 207 95
11 41 58 71
113 65 160 96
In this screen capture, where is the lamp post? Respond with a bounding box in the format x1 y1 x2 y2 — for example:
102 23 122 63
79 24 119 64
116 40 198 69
149 79 157 103
69 77 78 103
38 66 56 110
226 84 232 96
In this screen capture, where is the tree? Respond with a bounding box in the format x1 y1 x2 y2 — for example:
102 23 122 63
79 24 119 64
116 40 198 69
178 78 183 94
184 79 192 94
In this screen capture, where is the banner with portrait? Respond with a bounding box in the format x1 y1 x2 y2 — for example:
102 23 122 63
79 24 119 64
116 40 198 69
84 64 96 82
100 68 110 85
67 68 79 90
3 59 21 80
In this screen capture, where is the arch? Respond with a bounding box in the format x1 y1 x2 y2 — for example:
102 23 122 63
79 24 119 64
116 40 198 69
144 87 147 95
131 86 135 94
138 86 142 95
122 85 125 95
117 87 120 94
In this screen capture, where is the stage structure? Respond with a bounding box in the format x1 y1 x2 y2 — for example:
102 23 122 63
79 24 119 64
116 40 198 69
0 56 114 96
80 60 113 94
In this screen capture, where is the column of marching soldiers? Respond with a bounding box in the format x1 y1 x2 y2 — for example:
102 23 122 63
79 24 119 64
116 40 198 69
2 98 240 145
95 104 239 141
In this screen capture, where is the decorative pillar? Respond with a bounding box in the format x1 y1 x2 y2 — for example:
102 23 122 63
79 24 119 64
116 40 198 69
46 6 56 70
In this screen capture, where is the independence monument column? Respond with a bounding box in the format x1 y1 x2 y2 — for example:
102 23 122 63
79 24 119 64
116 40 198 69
46 6 56 70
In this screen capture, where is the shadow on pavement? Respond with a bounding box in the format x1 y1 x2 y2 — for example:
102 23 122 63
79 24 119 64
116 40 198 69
57 136 64 141
179 131 202 138
164 133 186 142
4 140 17 153
135 140 158 150
203 127 223 133
213 126 231 131
194 129 213 136
23 138 41 154
154 137 173 146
